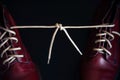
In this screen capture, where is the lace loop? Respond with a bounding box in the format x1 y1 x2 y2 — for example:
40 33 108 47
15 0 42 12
3 55 24 65
95 38 112 48
93 47 112 55
112 31 120 36
0 27 16 35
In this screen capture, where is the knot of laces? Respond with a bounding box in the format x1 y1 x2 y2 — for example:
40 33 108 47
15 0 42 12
93 28 120 55
11 23 115 64
0 27 23 65
48 23 82 64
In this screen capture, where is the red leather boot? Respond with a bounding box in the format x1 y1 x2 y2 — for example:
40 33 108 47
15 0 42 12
0 4 40 80
80 0 120 80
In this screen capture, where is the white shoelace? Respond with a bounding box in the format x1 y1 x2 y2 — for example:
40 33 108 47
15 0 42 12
1 23 119 65
10 23 116 64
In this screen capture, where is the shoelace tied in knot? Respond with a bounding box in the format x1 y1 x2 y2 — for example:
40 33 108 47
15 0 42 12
11 23 116 64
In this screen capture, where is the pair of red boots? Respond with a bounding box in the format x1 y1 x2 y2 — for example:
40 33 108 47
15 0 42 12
0 0 120 80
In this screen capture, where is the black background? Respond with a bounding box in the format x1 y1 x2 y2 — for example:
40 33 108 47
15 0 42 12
1 0 120 80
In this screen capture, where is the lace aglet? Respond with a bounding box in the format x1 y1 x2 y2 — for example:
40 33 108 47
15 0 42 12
78 51 83 55
76 47 83 55
47 58 50 64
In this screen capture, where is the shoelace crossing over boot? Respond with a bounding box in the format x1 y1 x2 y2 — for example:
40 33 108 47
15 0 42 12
0 4 40 80
80 0 120 80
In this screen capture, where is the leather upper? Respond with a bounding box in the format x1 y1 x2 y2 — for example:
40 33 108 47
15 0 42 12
0 4 40 80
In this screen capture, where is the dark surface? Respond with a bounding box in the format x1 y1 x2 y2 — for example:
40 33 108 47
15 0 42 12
1 0 120 80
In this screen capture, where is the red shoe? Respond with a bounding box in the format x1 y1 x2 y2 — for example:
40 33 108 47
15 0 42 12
0 4 40 80
80 0 120 80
